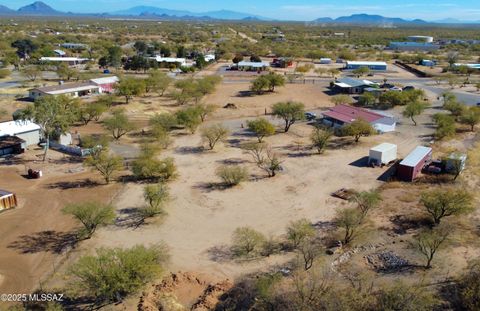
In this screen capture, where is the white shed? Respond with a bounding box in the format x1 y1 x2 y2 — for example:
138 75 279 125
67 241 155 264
369 143 397 166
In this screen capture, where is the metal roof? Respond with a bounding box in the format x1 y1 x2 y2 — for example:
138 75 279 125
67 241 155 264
31 82 99 95
346 61 387 66
399 146 432 167
322 104 385 124
90 76 119 85
40 57 89 62
335 77 376 88
370 143 397 153
237 61 270 67
0 189 14 198
0 120 41 136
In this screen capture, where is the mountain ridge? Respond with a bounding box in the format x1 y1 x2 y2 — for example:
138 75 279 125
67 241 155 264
0 1 479 24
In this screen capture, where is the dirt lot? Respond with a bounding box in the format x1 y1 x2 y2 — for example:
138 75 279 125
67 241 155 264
0 149 120 294
0 73 474 309
83 101 433 282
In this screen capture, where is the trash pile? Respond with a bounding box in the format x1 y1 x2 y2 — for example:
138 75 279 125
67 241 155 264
365 251 409 271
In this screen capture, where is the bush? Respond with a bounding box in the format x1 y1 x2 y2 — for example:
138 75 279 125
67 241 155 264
68 245 169 303
247 118 276 142
62 202 115 239
231 227 266 257
131 145 177 181
286 219 315 249
310 127 332 154
201 124 229 150
216 165 249 186
0 68 10 79
141 183 169 218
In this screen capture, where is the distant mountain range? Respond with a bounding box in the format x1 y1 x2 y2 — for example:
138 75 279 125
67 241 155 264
312 14 429 25
0 1 479 24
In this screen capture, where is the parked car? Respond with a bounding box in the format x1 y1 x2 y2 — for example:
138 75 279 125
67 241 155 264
305 112 317 121
476 102 480 106
103 69 110 74
403 86 415 91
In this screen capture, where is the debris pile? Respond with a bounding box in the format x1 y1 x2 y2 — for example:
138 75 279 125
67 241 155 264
365 251 409 271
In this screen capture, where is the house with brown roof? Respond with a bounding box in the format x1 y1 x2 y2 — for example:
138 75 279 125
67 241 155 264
28 82 100 100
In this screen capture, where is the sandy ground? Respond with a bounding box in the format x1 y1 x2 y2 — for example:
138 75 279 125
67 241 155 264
84 102 431 281
0 149 120 294
204 82 333 120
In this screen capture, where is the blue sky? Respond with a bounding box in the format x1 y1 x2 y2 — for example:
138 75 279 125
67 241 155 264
3 0 480 21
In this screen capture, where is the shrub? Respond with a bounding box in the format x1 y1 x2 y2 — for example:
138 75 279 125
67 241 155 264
0 68 10 79
68 245 169 303
231 227 266 257
201 124 229 150
62 202 115 239
247 118 276 142
310 127 332 154
286 219 315 249
141 183 170 218
216 165 249 186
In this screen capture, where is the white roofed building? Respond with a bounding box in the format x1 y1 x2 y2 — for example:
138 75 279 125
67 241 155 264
0 120 41 146
29 82 101 100
39 57 89 66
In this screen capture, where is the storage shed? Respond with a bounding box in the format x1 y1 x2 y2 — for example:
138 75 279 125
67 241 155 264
0 190 17 211
369 143 397 166
397 146 432 181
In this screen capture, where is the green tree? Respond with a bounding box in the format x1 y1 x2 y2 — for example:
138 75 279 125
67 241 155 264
84 150 123 184
116 77 145 104
272 101 305 132
343 119 375 142
231 227 266 257
358 93 376 107
142 183 169 218
331 94 353 106
310 127 332 154
145 71 172 96
106 46 122 68
264 72 286 92
247 118 276 142
201 124 229 150
62 202 115 239
420 189 473 225
131 144 177 181
350 189 382 218
286 218 315 249
444 99 465 120
460 106 480 131
57 63 78 81
403 101 427 126
334 208 364 246
103 109 136 140
195 103 217 122
250 75 270 94
18 95 78 161
79 102 108 125
21 65 41 81
433 113 456 139
149 113 177 132
412 226 450 269
352 66 370 77
175 106 202 133
68 245 168 303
